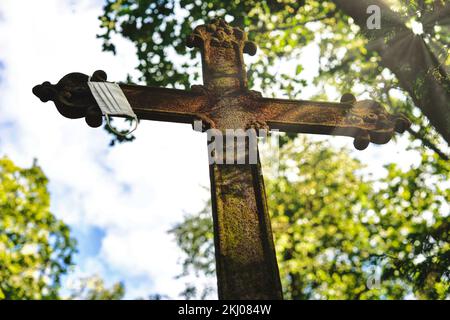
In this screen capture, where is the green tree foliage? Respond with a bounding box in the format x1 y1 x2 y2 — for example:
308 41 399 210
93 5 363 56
370 151 450 299
0 157 125 300
0 157 76 299
67 275 125 300
171 137 449 299
171 205 214 299
99 0 449 155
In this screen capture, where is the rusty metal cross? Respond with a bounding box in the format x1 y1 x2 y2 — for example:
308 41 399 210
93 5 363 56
32 18 410 300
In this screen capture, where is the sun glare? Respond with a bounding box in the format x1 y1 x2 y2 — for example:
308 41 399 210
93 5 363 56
410 19 424 35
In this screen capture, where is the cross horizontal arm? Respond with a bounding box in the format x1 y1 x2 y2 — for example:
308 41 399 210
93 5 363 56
256 95 410 150
120 83 207 124
32 70 208 127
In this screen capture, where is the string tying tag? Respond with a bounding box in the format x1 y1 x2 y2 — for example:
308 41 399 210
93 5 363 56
87 78 138 137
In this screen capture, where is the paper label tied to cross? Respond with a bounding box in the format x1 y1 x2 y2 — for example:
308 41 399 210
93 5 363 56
87 80 138 135
88 81 136 118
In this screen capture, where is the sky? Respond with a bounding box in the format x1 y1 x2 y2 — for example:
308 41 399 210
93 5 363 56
0 0 422 299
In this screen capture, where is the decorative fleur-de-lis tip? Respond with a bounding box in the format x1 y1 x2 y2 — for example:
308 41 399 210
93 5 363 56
340 93 411 150
186 18 257 56
32 70 108 128
32 81 56 103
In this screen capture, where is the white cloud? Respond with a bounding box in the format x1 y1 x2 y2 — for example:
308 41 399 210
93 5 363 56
0 0 210 299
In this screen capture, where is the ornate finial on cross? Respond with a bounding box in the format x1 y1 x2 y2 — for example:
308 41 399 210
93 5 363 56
186 18 257 93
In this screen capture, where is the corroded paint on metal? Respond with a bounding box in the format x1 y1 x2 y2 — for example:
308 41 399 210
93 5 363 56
210 159 282 300
258 96 410 150
32 71 409 149
186 18 257 93
32 71 209 127
32 17 411 300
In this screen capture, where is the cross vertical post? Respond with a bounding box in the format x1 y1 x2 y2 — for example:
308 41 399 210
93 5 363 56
186 19 283 300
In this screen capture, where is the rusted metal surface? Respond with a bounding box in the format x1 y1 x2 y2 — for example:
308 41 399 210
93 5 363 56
33 71 209 127
186 18 257 93
258 96 410 150
32 73 409 151
32 17 411 300
210 160 282 300
190 18 283 300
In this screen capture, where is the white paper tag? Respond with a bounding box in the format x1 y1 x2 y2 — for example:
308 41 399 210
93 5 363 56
88 81 136 118
87 80 138 136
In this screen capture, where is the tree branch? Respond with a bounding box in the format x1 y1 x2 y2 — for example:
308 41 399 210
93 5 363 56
332 0 450 145
385 89 449 161
406 127 449 161
257 9 338 33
